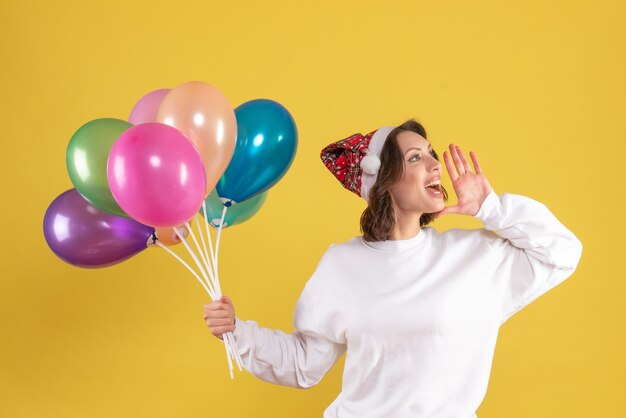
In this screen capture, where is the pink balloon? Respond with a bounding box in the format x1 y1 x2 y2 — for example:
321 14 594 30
128 89 171 124
107 123 207 227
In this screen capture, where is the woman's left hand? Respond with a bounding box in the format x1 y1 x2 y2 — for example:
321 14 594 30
434 144 492 218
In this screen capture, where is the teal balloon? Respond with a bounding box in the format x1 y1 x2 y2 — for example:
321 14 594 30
216 99 297 205
200 188 268 228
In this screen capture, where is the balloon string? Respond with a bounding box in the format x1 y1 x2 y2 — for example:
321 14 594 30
173 225 240 376
192 214 242 370
157 226 239 377
197 203 242 370
215 205 229 275
223 335 234 379
209 204 242 370
194 214 214 287
225 330 243 371
202 202 218 277
173 227 236 379
174 227 214 293
155 240 214 298
185 222 218 294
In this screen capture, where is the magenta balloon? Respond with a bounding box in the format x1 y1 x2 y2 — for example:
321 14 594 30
107 122 207 227
128 89 171 124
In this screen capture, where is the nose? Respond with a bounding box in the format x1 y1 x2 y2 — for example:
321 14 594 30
428 154 441 173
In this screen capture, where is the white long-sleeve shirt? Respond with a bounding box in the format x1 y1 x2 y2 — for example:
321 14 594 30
232 190 583 417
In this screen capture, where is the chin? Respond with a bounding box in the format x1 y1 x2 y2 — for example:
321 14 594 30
424 201 445 215
403 195 445 214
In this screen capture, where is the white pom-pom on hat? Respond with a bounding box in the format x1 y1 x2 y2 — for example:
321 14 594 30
360 126 395 203
360 153 381 175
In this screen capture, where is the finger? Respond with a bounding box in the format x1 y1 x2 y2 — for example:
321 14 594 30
221 296 233 306
203 310 231 320
204 302 228 311
443 150 459 182
449 144 466 175
206 317 234 327
469 151 483 175
434 205 461 218
455 145 473 174
210 325 236 336
203 306 233 316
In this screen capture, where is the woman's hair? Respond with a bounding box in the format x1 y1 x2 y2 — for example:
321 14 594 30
360 119 449 242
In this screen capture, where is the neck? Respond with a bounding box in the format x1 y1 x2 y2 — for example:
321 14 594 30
389 210 422 240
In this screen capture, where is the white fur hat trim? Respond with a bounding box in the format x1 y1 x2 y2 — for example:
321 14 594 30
360 126 395 203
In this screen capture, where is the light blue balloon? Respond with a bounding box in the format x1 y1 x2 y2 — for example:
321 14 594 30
216 99 297 205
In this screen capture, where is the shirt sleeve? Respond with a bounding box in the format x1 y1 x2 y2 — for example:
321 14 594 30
230 269 346 388
474 189 583 325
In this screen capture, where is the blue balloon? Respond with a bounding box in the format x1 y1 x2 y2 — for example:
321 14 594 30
216 99 297 205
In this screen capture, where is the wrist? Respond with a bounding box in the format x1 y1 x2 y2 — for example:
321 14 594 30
473 188 498 220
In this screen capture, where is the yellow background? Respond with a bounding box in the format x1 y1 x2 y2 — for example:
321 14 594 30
1 0 624 416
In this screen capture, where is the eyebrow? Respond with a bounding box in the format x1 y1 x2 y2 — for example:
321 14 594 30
404 145 433 155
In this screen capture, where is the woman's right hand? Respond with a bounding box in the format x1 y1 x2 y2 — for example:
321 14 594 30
203 295 236 341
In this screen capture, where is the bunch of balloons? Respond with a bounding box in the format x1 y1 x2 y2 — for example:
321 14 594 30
43 81 298 378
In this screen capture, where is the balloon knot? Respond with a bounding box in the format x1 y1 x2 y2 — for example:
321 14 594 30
147 232 158 247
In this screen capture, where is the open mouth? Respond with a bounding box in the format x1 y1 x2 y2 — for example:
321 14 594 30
424 178 443 197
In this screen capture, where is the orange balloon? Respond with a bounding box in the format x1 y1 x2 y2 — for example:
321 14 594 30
152 224 190 247
156 81 237 196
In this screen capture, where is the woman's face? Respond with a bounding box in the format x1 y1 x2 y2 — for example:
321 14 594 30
389 130 445 215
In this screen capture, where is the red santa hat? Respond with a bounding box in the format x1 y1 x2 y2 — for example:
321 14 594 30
320 126 395 203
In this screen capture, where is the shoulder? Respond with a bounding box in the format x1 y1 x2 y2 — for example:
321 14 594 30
321 235 363 257
305 236 365 280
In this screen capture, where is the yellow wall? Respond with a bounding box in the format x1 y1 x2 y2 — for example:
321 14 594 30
1 0 623 416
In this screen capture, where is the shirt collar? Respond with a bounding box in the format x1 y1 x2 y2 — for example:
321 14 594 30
359 227 431 252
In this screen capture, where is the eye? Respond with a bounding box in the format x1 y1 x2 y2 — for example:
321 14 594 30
408 154 421 162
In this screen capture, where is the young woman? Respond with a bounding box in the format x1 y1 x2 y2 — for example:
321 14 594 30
203 119 583 417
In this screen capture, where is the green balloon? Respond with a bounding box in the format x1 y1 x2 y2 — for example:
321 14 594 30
66 118 133 217
200 188 268 228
